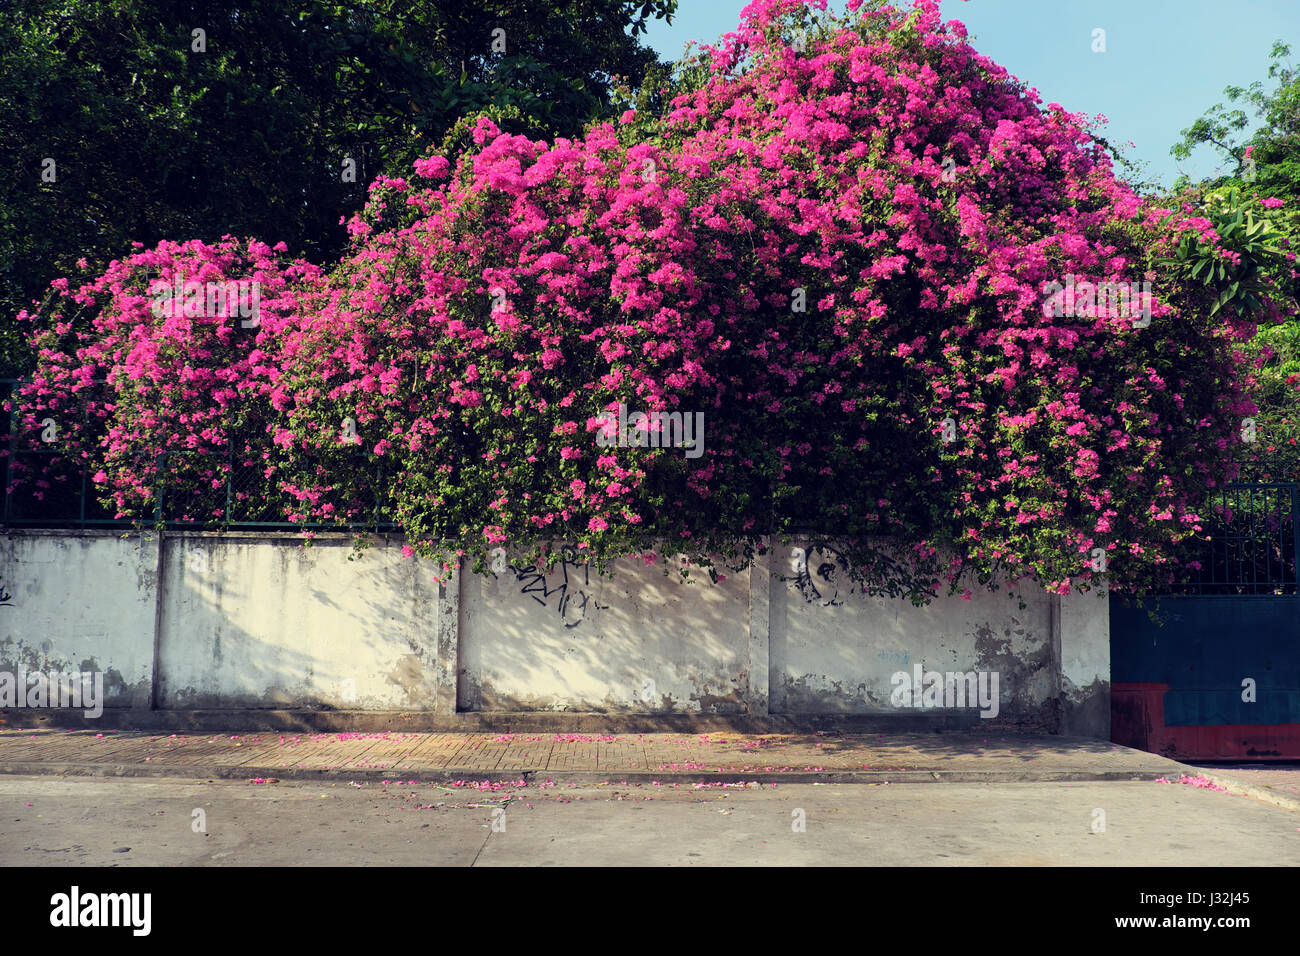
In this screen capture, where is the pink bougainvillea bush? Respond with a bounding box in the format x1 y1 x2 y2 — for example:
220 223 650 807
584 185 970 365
10 0 1291 600
10 238 321 523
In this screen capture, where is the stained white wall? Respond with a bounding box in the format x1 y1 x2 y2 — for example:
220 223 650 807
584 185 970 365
459 555 751 712
771 544 1056 718
0 531 441 711
158 534 441 709
0 531 1111 733
1059 586 1111 735
0 532 156 707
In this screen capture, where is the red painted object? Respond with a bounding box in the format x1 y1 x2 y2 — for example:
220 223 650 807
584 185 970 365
1112 682 1300 760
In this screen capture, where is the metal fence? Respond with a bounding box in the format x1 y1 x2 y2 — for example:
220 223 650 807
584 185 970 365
1 379 394 532
3 377 1299 592
1163 481 1299 595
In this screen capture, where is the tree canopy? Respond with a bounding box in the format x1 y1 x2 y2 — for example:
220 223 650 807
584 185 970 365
1170 40 1300 475
0 0 677 376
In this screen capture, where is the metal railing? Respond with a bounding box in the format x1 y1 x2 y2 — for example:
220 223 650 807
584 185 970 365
1 379 394 532
1163 481 1300 595
4 377 1299 593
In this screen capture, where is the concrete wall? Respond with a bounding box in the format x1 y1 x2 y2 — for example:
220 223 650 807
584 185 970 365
157 535 441 709
770 544 1056 726
0 531 441 711
459 551 752 713
0 531 1112 734
0 533 156 707
1058 588 1111 737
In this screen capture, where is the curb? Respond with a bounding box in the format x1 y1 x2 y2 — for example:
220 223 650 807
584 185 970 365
0 761 1184 787
1194 771 1300 814
0 709 994 734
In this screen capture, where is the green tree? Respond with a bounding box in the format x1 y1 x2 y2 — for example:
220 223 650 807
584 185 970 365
1170 39 1298 304
0 0 676 376
1168 42 1300 477
1172 41 1299 206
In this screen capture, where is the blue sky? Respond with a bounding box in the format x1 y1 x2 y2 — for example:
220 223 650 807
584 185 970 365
641 0 1299 191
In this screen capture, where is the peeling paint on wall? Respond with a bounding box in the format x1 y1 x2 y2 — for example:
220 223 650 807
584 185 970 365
0 532 1112 735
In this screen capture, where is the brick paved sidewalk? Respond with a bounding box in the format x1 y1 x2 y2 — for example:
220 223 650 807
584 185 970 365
0 727 1206 786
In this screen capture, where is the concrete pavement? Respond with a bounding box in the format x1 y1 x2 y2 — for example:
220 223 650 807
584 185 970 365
3 774 1297 866
3 728 1298 811
5 730 1297 867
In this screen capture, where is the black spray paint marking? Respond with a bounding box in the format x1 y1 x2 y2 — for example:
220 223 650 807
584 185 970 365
787 545 856 606
785 546 916 606
502 549 608 628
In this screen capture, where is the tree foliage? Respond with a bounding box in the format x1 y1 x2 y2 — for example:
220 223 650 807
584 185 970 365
0 0 676 376
1171 40 1300 475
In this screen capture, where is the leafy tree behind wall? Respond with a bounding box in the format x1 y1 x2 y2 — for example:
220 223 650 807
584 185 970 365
0 0 677 376
1171 41 1300 473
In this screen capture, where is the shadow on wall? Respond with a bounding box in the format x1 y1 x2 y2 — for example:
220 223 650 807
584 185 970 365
456 542 1060 725
0 533 155 709
459 552 752 714
769 564 1055 723
0 533 1075 727
769 544 1057 725
158 534 439 711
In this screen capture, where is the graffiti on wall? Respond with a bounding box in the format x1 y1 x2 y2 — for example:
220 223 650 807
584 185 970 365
784 545 922 607
786 545 857 606
786 544 910 607
501 547 608 628
0 572 12 607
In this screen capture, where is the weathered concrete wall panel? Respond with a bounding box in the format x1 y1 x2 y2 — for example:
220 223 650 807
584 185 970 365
0 532 156 707
768 544 1056 727
458 555 751 713
1059 586 1110 736
0 532 1111 735
158 535 441 710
